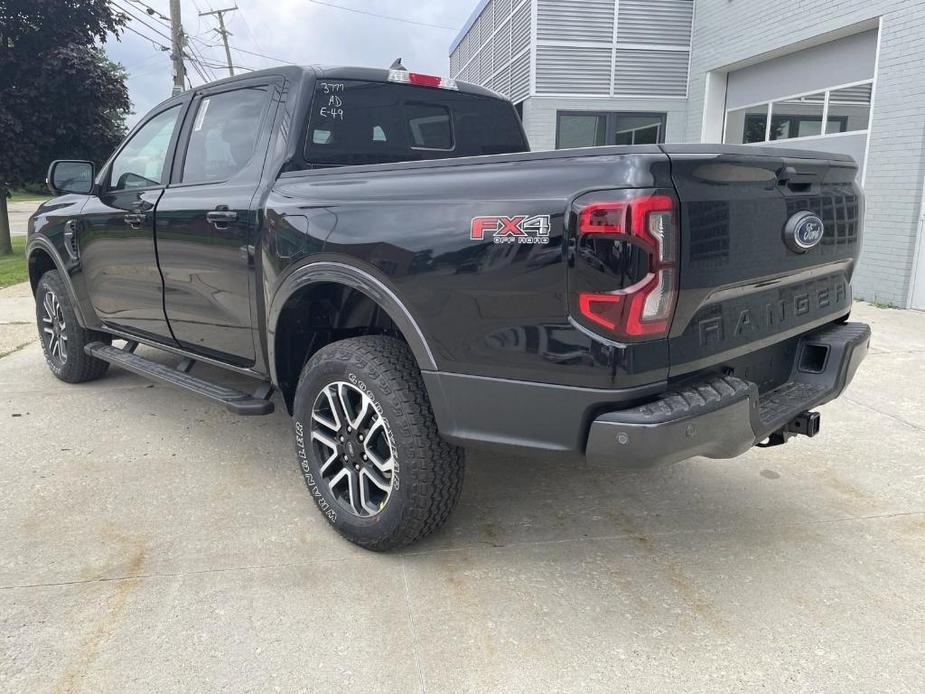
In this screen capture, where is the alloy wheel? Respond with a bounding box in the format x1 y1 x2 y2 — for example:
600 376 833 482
309 381 396 517
41 290 68 364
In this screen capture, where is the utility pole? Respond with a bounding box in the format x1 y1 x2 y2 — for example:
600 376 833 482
168 0 186 94
199 5 238 77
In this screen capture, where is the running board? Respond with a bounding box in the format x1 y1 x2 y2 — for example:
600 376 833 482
85 342 275 416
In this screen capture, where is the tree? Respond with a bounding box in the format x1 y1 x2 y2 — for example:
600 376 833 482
0 0 129 255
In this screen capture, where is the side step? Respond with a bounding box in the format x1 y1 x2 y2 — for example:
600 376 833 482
85 342 275 416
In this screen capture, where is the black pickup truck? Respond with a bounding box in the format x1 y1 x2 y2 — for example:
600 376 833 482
28 65 870 549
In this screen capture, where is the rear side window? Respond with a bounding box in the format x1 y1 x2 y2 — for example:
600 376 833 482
182 86 269 183
303 79 527 168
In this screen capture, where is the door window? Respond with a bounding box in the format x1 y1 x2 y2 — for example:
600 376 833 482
109 105 182 190
181 87 269 183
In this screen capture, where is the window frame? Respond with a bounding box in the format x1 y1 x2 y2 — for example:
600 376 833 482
102 100 189 193
170 78 279 187
555 110 667 149
723 78 873 145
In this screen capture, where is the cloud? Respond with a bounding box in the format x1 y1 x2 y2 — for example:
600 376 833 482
105 0 474 126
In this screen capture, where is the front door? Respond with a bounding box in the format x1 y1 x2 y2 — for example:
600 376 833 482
154 81 277 365
79 101 186 341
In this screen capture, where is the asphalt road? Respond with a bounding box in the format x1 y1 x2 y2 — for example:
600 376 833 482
1 290 923 693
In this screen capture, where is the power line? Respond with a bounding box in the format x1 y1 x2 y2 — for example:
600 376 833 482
125 0 171 24
308 0 457 31
183 51 212 83
110 0 173 42
186 41 217 81
190 35 290 67
199 5 238 77
231 45 290 65
120 21 170 51
236 5 268 61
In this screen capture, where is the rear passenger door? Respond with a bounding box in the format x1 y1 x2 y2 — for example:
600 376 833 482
154 79 279 366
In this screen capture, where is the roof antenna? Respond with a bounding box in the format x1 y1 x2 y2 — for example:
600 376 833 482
390 58 407 71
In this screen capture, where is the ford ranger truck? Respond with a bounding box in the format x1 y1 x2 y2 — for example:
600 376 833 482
27 65 870 550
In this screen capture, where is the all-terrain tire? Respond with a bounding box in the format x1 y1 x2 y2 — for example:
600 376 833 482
293 335 464 550
35 270 111 383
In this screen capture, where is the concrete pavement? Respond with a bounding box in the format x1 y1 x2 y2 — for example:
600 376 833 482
0 290 923 693
5 200 43 236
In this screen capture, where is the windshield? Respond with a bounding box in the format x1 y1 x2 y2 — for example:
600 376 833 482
303 79 528 168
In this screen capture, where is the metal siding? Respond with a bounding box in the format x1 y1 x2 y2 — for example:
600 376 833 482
510 50 531 102
495 0 512 25
480 45 495 82
613 49 690 96
496 66 512 97
537 0 614 42
494 19 512 68
470 51 481 85
617 0 694 46
511 2 531 55
537 45 613 95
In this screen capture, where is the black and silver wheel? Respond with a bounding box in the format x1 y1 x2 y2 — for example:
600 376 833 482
35 270 111 383
40 287 68 365
293 335 464 550
310 381 396 517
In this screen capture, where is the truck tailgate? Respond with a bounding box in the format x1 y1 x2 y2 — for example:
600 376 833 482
661 145 862 380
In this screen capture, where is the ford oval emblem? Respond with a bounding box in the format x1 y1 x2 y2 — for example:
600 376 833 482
784 211 825 253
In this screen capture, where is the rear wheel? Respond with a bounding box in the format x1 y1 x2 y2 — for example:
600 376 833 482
35 270 111 383
293 336 464 550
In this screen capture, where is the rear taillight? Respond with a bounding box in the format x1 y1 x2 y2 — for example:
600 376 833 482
388 70 459 90
572 190 678 340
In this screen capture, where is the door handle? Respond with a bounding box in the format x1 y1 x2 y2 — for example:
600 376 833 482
123 213 145 229
207 209 238 229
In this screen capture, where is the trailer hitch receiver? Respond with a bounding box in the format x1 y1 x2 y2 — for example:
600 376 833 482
758 411 821 448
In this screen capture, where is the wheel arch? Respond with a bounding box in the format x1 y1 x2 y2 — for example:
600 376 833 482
268 262 438 413
26 238 90 328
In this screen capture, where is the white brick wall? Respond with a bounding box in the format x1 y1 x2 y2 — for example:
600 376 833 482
685 0 925 307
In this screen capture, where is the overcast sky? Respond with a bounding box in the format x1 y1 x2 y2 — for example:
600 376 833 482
104 0 474 126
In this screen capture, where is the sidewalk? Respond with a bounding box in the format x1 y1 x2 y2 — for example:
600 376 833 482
0 282 36 356
6 200 42 236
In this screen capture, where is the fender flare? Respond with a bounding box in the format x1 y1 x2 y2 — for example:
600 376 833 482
267 261 439 384
25 236 90 328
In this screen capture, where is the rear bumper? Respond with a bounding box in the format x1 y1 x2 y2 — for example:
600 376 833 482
586 321 870 467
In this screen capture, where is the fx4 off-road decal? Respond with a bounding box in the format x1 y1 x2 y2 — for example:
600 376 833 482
470 215 551 245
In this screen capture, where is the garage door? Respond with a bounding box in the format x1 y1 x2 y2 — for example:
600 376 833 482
722 29 877 178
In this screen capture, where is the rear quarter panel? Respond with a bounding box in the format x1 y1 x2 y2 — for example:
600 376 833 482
265 148 674 388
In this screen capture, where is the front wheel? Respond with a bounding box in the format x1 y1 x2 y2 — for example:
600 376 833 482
293 336 464 550
35 270 111 383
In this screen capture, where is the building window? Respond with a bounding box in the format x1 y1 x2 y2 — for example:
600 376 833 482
724 80 872 144
556 111 667 149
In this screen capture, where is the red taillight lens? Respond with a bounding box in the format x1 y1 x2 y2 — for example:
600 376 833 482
574 191 678 340
388 70 459 90
408 72 442 87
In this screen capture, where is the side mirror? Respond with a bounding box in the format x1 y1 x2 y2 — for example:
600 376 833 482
47 160 95 196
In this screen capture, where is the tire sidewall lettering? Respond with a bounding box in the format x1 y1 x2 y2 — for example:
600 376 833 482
346 371 400 491
294 419 338 522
